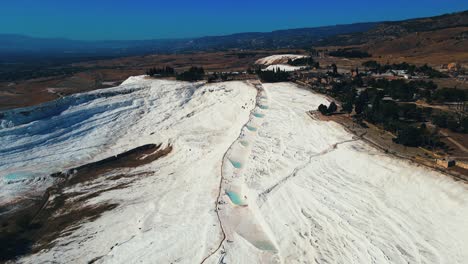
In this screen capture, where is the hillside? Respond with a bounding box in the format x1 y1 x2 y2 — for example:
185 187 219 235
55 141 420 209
189 22 378 50
318 11 468 65
1 78 467 263
319 11 468 46
362 26 468 65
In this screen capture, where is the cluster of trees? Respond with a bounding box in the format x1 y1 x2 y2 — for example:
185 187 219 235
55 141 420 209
340 82 468 135
361 60 381 70
329 81 354 109
432 88 468 103
364 100 425 128
317 102 338 115
362 61 448 78
393 123 442 148
366 78 467 103
257 68 290 82
342 85 428 123
363 61 416 74
356 94 443 147
326 79 450 146
385 80 416 101
329 49 371 58
332 78 439 108
176 66 205 81
313 60 466 148
246 67 256 74
432 113 468 133
207 72 232 83
146 66 175 77
418 64 449 78
367 79 420 101
326 63 339 77
287 57 319 68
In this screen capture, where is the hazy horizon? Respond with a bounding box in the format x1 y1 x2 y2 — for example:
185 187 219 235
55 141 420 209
1 0 467 41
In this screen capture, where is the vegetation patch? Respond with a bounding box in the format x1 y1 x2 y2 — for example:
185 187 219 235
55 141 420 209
329 49 372 58
257 68 290 83
362 61 448 78
146 66 175 77
176 66 205 81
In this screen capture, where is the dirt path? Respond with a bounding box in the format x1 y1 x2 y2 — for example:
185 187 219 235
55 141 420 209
257 137 360 203
440 131 468 153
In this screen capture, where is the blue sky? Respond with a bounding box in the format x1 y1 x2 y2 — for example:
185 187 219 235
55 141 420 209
1 0 467 40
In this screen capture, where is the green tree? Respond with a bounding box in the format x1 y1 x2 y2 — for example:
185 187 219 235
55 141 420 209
328 102 338 113
332 64 338 75
176 66 205 81
394 125 422 147
318 104 328 115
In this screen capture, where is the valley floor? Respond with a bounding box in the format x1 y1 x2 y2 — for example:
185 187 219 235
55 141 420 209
0 78 467 263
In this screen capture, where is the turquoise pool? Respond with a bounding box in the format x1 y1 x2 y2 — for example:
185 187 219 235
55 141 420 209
240 140 249 147
246 125 257 131
253 240 277 251
259 105 269 110
4 171 35 181
226 191 245 206
229 159 242 168
253 113 265 118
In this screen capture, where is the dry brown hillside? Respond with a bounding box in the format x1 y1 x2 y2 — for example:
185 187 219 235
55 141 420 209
317 11 468 66
362 27 468 65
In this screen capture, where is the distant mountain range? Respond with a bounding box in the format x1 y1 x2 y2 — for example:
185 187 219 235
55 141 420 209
0 35 185 62
0 22 378 60
318 10 468 46
0 10 467 62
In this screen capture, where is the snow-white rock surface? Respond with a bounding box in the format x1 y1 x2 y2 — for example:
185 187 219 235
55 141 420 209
264 64 305 72
1 78 467 263
255 54 307 65
213 82 468 264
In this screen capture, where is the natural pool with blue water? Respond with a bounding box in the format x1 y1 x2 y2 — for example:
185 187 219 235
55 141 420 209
240 140 249 147
253 113 265 118
229 159 242 168
246 125 257 131
253 240 277 251
226 191 245 206
4 171 35 181
259 105 269 110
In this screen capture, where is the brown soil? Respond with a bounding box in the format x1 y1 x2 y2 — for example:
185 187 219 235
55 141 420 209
316 27 468 67
362 27 468 66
